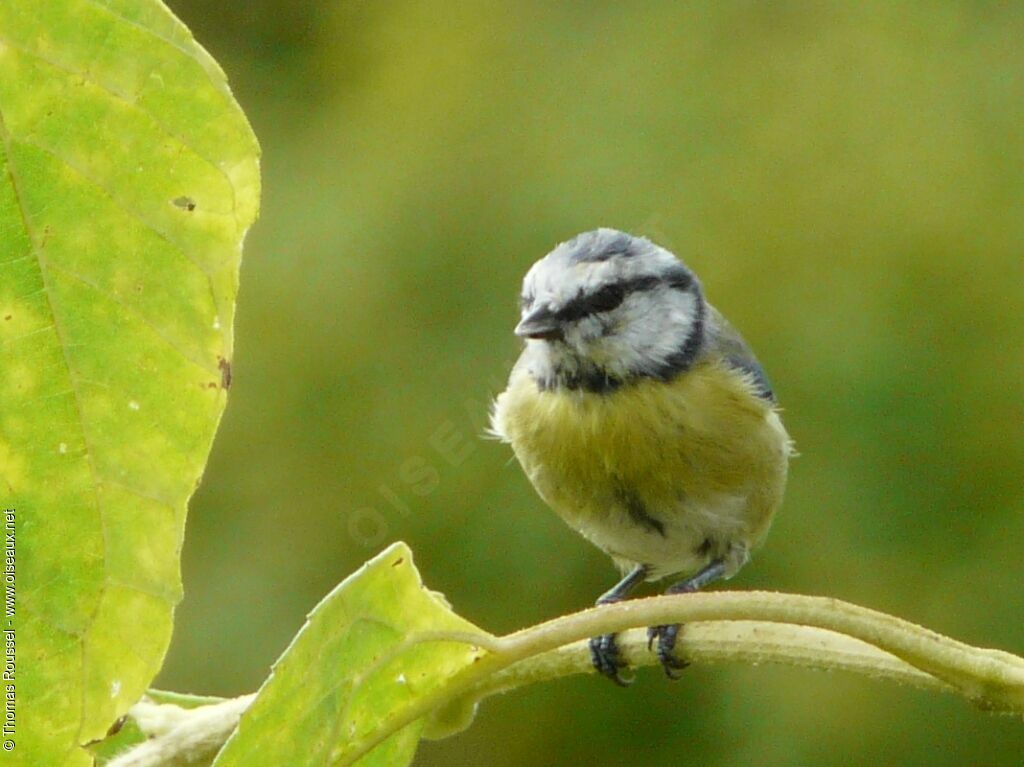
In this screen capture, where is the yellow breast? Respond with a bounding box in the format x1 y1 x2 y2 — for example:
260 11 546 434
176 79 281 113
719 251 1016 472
491 357 792 578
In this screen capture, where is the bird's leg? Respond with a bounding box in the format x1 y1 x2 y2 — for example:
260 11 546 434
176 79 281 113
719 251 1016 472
647 558 728 679
589 564 648 686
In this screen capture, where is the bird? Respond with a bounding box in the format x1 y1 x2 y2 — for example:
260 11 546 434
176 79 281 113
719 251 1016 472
490 228 792 685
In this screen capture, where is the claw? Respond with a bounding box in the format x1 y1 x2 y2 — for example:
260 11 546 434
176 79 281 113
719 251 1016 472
589 633 633 687
647 623 689 679
589 565 648 686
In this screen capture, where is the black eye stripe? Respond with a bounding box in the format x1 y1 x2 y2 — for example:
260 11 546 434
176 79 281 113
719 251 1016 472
663 266 694 291
557 286 622 322
555 270 694 322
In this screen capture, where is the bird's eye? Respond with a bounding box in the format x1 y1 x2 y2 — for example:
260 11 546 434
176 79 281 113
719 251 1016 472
587 284 626 314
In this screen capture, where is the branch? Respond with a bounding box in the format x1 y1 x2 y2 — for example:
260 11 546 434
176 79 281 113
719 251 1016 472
487 591 1024 713
107 591 1024 766
467 621 956 701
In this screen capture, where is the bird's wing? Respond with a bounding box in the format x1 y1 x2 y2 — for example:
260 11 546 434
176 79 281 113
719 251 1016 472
703 304 776 402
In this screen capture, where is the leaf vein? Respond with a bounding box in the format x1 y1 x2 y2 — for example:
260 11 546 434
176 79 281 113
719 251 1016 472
0 96 108 749
100 477 179 513
83 0 200 63
7 135 215 277
0 32 237 205
46 261 220 376
0 324 56 346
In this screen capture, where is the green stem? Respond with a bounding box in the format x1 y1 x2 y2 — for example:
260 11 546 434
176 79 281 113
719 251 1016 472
495 591 1024 710
338 591 1024 764
114 591 1024 766
467 621 955 702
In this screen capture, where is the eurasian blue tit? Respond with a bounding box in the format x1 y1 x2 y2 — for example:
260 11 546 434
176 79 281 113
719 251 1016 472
490 229 793 685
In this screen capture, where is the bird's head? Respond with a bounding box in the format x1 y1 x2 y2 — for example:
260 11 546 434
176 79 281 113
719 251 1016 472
516 229 706 392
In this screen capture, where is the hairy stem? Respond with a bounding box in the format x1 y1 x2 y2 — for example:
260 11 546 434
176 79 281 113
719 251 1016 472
108 591 1024 766
469 621 955 701
341 591 1024 763
491 591 1024 712
108 694 256 767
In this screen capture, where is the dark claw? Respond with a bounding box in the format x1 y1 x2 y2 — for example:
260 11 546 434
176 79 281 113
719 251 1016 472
647 624 689 679
589 632 633 687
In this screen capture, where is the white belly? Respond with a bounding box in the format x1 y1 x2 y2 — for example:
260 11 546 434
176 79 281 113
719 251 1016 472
565 491 752 580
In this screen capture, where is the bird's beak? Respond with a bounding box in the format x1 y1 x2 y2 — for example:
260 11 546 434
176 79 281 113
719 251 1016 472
515 306 563 341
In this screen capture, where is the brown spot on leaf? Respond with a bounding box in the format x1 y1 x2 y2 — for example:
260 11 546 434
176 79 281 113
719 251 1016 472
3 315 10 321
218 357 232 389
107 715 127 737
392 557 404 567
172 195 197 212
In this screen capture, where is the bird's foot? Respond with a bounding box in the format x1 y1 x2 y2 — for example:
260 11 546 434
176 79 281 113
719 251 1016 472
589 632 634 687
647 623 689 679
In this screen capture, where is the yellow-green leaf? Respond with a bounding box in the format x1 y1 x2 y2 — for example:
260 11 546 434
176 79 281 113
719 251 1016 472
0 1 259 763
213 543 491 767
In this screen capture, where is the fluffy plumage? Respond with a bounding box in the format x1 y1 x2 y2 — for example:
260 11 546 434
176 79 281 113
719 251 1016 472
493 354 789 579
490 228 793 682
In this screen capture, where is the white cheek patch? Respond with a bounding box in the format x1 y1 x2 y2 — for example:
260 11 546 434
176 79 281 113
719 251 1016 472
587 289 699 378
526 340 582 385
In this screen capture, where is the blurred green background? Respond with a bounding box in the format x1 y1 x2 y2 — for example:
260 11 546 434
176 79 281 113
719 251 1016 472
159 2 1024 764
